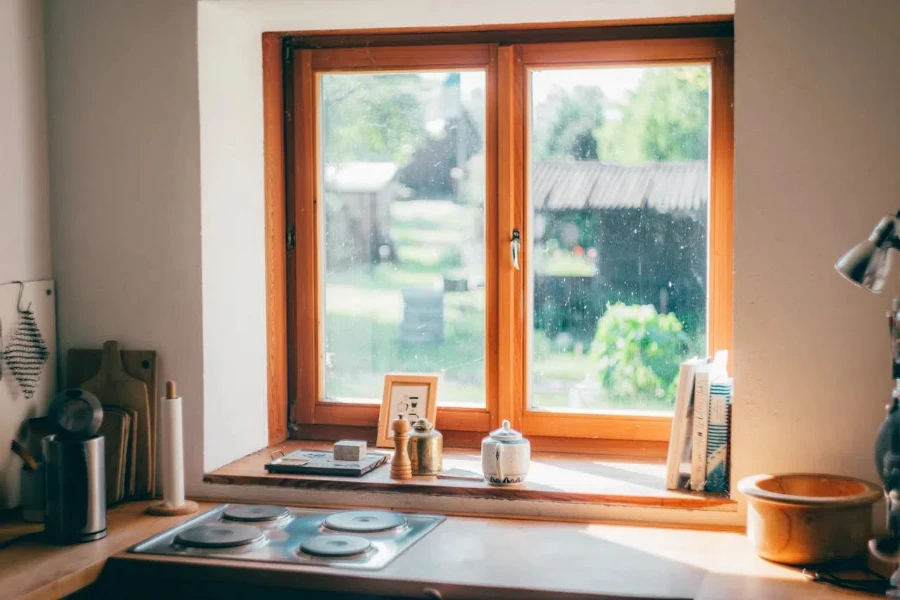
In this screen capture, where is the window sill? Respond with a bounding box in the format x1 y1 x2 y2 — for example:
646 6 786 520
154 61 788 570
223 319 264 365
204 441 736 511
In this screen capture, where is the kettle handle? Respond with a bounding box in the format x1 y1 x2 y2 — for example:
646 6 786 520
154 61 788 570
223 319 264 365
495 443 504 482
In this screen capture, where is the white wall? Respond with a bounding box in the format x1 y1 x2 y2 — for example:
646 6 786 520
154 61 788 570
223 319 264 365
45 0 206 484
48 0 900 524
196 0 734 476
45 0 736 503
0 0 53 510
0 0 50 283
47 0 900 523
731 0 900 508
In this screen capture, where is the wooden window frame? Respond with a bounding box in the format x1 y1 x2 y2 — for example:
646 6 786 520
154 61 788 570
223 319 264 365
287 43 498 447
263 21 734 455
511 37 734 444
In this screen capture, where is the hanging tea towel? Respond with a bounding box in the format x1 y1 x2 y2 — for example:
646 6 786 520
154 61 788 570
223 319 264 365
2 283 49 400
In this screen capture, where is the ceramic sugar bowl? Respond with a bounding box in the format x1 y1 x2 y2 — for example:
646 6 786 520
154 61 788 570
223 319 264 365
481 420 530 485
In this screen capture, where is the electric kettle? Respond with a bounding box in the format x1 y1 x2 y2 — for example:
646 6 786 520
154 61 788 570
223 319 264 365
43 389 107 542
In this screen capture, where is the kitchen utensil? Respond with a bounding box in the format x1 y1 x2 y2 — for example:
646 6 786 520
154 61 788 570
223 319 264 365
77 341 153 498
146 381 199 516
114 405 138 496
390 417 412 480
408 418 442 476
27 417 54 439
20 463 44 523
10 440 38 472
47 389 103 440
481 420 530 485
738 473 882 565
98 407 130 504
43 434 106 543
67 346 157 497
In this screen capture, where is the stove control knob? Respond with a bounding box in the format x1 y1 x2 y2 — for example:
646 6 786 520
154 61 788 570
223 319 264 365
422 588 442 599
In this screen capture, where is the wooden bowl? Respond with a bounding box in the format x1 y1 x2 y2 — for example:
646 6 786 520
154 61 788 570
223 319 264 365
738 473 882 565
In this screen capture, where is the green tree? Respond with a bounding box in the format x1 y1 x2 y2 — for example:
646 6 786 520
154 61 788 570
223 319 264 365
570 128 599 160
600 67 710 163
592 303 688 406
321 74 426 164
537 86 605 160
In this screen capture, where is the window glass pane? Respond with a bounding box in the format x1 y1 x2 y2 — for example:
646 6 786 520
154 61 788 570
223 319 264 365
529 65 710 413
321 71 487 407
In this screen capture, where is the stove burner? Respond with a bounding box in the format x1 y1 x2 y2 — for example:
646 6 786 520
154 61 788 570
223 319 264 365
323 510 407 533
300 534 372 557
175 524 265 549
222 504 290 523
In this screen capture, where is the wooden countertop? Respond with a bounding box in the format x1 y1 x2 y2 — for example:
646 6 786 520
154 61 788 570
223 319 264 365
0 501 216 600
0 501 875 600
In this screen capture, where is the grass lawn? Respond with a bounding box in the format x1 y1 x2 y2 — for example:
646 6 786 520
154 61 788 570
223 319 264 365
325 200 487 404
323 199 678 413
324 284 486 405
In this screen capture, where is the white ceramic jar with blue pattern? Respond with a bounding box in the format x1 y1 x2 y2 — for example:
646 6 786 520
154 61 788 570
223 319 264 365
481 420 530 485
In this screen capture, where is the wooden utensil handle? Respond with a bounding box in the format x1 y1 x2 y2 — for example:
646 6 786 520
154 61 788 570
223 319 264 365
99 340 127 381
11 440 39 472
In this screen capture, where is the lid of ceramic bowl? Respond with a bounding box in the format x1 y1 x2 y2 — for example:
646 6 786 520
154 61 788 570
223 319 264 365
489 420 523 441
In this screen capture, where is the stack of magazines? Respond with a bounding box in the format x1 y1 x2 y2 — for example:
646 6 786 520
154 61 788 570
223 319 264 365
665 352 733 493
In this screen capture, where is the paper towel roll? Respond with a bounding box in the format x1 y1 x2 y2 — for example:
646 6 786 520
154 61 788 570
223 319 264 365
159 395 185 507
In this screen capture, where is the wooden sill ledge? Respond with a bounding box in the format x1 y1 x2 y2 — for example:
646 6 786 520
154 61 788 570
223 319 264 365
204 441 736 511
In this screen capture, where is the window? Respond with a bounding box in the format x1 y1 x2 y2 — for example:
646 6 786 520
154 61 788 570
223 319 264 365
320 69 488 409
278 27 733 452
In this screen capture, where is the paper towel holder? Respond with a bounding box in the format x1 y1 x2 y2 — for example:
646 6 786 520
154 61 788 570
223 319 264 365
146 380 199 516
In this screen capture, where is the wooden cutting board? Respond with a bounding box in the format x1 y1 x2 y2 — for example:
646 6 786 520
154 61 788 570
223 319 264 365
67 345 156 498
98 407 130 504
68 342 156 499
116 405 139 496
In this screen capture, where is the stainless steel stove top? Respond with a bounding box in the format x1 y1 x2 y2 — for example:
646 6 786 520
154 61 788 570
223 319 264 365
129 504 445 570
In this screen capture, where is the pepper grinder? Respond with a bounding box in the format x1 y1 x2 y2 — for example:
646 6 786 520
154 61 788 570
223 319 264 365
390 416 412 480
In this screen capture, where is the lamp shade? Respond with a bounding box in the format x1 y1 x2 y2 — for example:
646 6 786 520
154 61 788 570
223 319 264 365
835 216 897 293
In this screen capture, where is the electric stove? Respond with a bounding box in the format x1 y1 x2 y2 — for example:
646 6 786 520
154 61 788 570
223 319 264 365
129 504 445 571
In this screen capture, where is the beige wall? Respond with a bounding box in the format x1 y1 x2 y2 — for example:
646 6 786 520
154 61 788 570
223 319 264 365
0 0 50 283
45 0 205 482
195 0 734 479
46 0 900 523
732 0 900 506
45 0 736 520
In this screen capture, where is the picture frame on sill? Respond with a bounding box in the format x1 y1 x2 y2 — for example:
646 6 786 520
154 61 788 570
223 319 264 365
377 374 439 448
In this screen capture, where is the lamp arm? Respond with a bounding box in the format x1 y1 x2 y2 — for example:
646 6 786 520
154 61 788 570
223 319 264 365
880 209 900 247
889 300 900 378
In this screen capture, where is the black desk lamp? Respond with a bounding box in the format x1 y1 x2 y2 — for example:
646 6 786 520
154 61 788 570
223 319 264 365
835 210 900 574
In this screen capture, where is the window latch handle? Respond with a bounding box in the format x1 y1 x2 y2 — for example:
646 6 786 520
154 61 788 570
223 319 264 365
510 229 521 271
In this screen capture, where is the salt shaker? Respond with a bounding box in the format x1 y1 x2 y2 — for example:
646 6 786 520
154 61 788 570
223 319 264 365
408 418 442 476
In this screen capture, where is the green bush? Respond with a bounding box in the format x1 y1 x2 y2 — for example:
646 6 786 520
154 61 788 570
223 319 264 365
592 303 688 406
